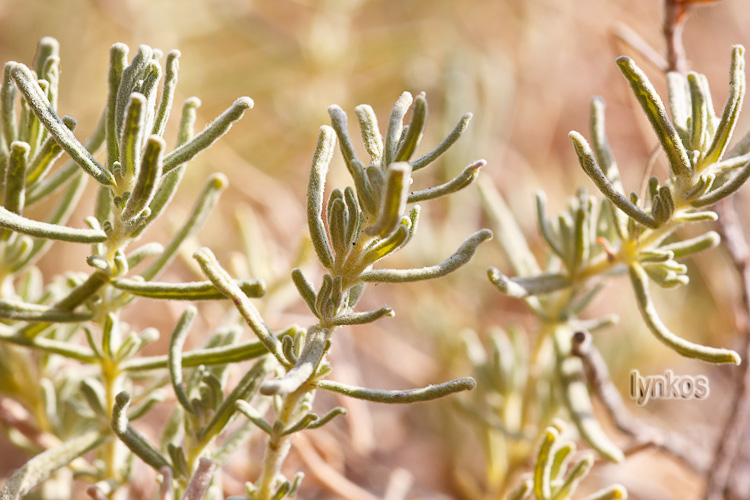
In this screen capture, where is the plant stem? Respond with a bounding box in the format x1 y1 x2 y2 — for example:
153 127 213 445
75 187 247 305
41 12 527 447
664 0 691 74
102 351 121 486
255 385 308 500
576 199 692 283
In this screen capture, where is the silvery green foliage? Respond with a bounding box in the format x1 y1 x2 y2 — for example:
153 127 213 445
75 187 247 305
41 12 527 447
194 92 491 499
0 37 258 500
484 46 748 465
506 420 627 500
0 40 490 500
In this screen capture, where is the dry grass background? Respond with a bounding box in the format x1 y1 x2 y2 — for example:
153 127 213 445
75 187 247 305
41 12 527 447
1 0 750 498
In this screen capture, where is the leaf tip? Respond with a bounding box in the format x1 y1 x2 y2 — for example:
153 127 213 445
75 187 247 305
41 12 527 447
234 96 254 110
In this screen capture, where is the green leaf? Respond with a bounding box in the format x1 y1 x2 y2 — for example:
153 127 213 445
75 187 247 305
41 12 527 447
0 299 92 322
1 63 19 150
360 229 492 282
291 268 319 317
10 63 114 186
408 159 483 203
25 116 76 186
365 162 411 238
118 93 146 184
692 157 750 207
1 431 107 500
4 141 30 217
0 207 107 243
569 131 657 228
161 97 253 174
106 43 127 170
629 262 740 364
112 277 264 300
111 391 171 472
168 307 197 414
701 45 745 167
551 455 594 500
316 376 476 403
487 268 570 298
354 104 383 164
332 306 394 326
660 231 720 259
616 56 692 179
122 136 164 221
384 92 413 167
194 247 288 367
533 428 557 500
307 126 336 269
151 50 180 137
115 45 152 139
395 92 427 162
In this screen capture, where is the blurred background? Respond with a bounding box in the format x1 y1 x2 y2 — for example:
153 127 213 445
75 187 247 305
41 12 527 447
1 0 750 498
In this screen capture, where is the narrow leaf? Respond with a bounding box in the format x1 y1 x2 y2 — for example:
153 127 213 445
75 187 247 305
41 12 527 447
0 207 107 243
194 247 288 366
384 92 413 167
487 267 570 298
629 263 740 364
569 131 658 228
354 104 383 164
161 97 253 174
168 307 197 414
307 126 336 269
360 229 492 282
0 431 107 500
701 45 746 167
9 63 114 186
616 56 692 179
317 377 476 403
408 159 483 203
122 135 164 221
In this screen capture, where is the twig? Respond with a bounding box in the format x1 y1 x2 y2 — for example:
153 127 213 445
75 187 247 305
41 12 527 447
705 199 750 500
181 457 216 500
571 330 709 472
664 0 692 74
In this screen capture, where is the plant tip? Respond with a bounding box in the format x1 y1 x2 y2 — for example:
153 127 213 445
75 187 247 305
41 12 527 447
185 96 201 108
235 96 254 109
208 172 229 189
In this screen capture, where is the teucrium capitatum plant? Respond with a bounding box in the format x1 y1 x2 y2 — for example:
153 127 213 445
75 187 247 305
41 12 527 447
0 37 259 499
0 38 491 500
192 91 491 499
484 44 749 469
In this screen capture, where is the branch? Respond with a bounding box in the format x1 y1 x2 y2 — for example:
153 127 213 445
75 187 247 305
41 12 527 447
571 330 709 472
705 199 750 500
